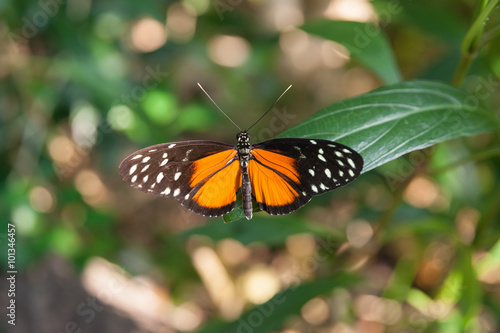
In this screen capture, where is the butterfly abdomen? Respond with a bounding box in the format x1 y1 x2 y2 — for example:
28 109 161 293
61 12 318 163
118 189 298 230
236 131 253 220
241 170 252 220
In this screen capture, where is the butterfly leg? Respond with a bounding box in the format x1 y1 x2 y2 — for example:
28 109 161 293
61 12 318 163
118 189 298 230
241 167 253 220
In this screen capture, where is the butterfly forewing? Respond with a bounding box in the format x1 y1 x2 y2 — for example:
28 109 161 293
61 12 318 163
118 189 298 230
119 141 242 217
250 138 363 215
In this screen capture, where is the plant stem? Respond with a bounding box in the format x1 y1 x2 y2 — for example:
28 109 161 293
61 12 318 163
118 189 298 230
452 0 499 86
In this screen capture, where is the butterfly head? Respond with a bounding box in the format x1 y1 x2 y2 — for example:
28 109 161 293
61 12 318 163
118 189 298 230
237 131 251 143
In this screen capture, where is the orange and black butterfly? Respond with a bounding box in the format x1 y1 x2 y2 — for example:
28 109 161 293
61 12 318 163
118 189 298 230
119 85 363 220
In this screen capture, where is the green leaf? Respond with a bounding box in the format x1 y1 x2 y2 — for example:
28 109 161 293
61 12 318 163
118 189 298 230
300 19 401 84
180 214 344 246
371 0 467 43
279 80 499 173
196 274 359 333
225 80 499 221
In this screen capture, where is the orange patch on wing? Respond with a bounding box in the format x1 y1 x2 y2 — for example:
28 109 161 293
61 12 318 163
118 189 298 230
251 149 300 184
192 160 242 209
248 159 299 206
190 150 237 187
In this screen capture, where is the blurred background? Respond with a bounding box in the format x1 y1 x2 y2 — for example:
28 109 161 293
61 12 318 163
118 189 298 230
1 0 500 332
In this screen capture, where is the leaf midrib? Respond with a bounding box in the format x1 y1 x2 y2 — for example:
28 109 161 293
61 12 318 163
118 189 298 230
288 86 465 133
290 104 469 140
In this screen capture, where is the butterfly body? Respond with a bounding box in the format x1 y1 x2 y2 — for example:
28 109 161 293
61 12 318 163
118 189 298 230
235 132 254 219
119 131 363 220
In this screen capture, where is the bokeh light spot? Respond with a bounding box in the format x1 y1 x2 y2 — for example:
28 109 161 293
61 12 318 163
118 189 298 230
48 136 78 164
12 205 37 235
130 17 167 53
346 220 373 248
182 0 210 15
324 0 375 22
94 12 124 40
403 176 440 208
217 238 250 266
301 297 330 325
74 169 109 206
167 3 197 42
239 267 280 304
29 186 55 213
70 100 100 149
142 91 178 125
286 233 316 258
108 104 134 131
208 35 250 67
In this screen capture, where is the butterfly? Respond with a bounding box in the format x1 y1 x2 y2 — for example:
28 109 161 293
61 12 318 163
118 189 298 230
119 84 363 220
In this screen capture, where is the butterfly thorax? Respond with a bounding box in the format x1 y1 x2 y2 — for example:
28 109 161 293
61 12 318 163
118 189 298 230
236 131 252 168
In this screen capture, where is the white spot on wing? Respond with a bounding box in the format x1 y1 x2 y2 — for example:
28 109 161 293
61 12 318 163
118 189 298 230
337 160 345 167
162 153 168 158
339 170 344 177
168 144 176 148
348 169 355 177
318 148 324 154
184 194 190 200
318 154 326 162
325 168 331 178
131 175 137 182
129 164 138 175
174 172 182 181
142 156 151 163
320 183 328 190
148 149 157 152
141 164 150 172
343 148 351 154
131 155 142 160
160 159 168 166
335 151 343 158
143 175 149 182
156 172 164 183
311 185 318 193
309 169 315 177
310 140 317 144
173 188 180 197
162 187 171 195
347 158 356 169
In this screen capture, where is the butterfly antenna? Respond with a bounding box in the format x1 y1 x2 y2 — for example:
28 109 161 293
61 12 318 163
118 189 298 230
246 85 292 132
197 83 242 132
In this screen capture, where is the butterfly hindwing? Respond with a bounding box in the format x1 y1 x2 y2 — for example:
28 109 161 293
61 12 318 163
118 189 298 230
249 138 363 215
119 141 242 217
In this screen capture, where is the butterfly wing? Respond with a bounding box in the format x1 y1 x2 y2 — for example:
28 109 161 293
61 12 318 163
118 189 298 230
119 141 242 217
249 138 363 215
